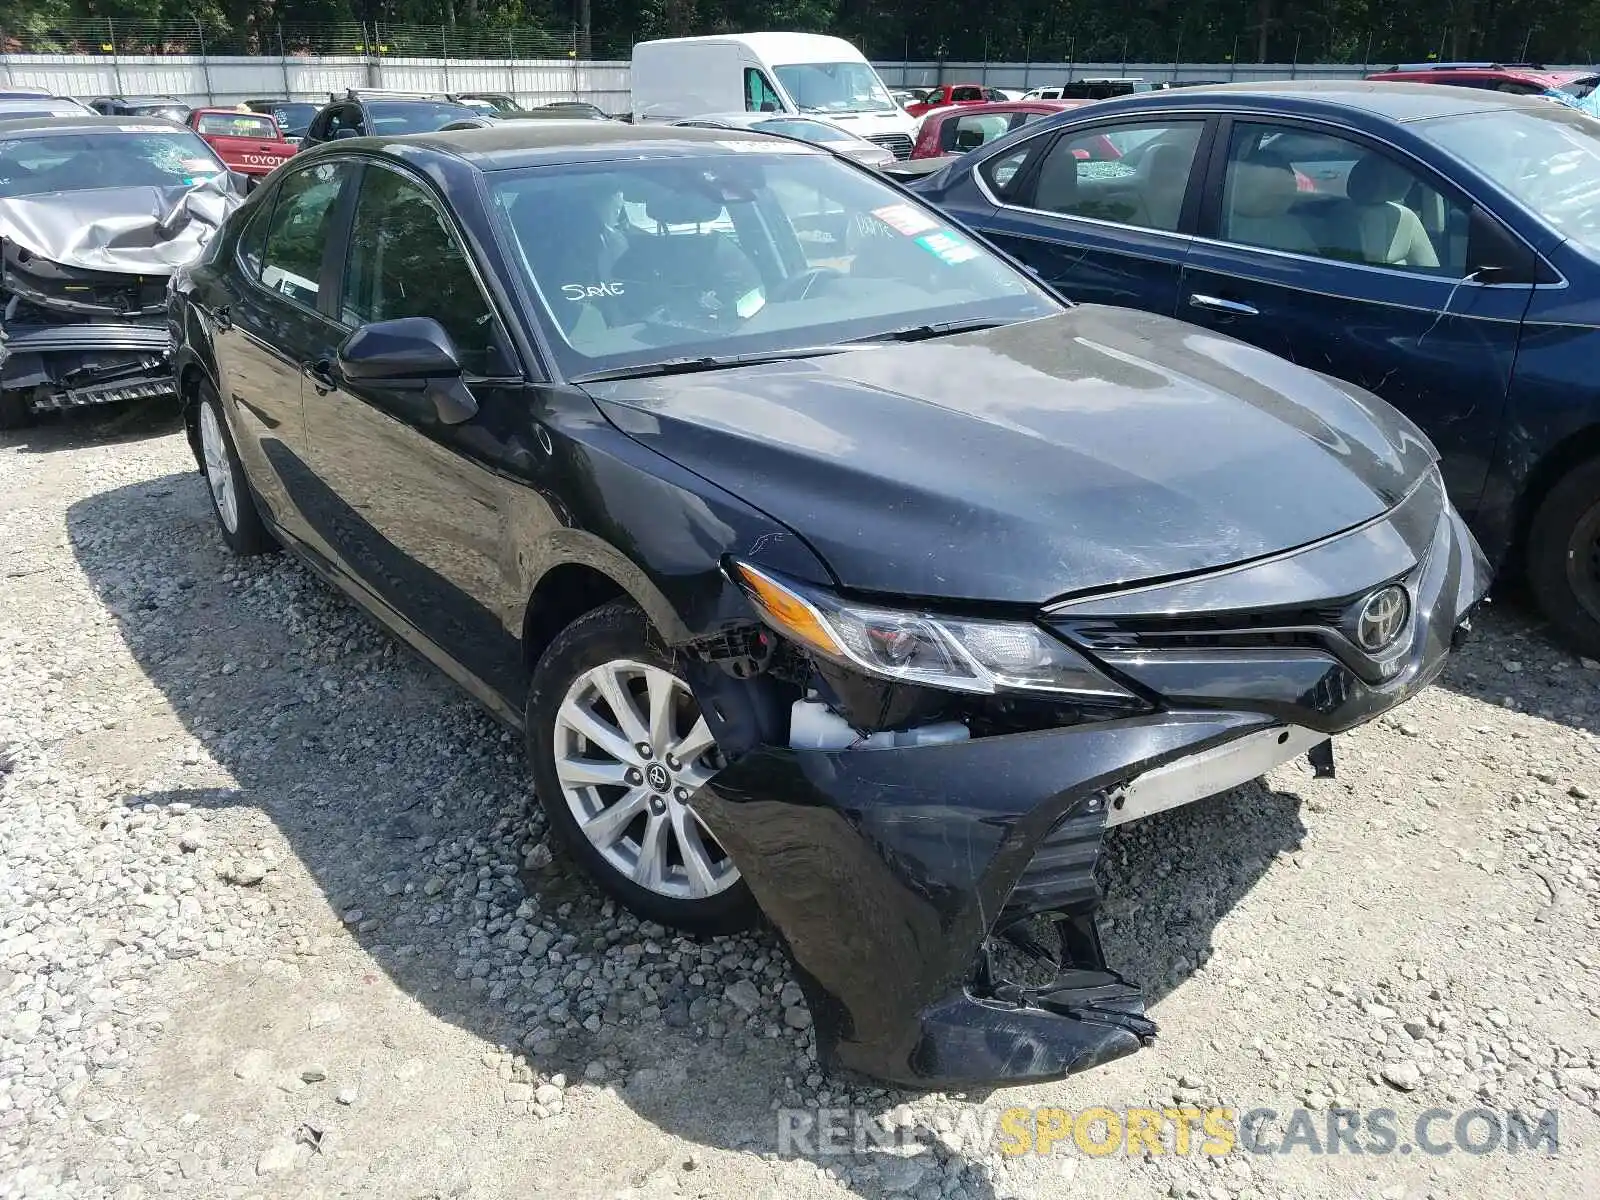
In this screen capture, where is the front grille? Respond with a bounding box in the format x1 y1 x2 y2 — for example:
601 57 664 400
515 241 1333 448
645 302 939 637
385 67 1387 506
866 133 914 159
1003 804 1104 923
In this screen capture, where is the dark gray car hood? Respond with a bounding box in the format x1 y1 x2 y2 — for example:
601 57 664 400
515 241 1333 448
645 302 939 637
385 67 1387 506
589 306 1438 605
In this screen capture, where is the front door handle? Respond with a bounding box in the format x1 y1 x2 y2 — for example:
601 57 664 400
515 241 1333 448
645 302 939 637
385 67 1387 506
1189 293 1259 317
302 359 337 394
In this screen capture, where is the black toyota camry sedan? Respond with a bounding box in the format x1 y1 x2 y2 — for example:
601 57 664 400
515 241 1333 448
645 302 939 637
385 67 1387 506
169 122 1487 1090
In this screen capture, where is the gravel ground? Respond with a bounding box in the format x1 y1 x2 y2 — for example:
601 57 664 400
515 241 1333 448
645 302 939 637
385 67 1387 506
1 404 1598 1200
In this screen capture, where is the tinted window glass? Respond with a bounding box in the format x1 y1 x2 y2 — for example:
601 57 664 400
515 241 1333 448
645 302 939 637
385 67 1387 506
745 69 783 113
1027 121 1202 231
341 167 501 375
1222 122 1468 276
949 113 1010 153
260 161 350 306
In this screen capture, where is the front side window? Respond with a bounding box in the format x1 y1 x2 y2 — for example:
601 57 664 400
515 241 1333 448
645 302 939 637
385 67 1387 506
1220 122 1468 276
1025 120 1203 231
952 86 984 103
259 161 352 306
0 129 224 198
744 69 783 113
772 61 894 114
489 148 1056 377
341 167 503 375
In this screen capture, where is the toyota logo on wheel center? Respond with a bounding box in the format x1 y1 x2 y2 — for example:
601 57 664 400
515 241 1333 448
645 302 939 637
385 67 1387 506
646 762 671 792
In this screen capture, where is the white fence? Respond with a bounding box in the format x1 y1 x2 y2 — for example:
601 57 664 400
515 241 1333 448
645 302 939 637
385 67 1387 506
4 54 1596 113
0 54 631 113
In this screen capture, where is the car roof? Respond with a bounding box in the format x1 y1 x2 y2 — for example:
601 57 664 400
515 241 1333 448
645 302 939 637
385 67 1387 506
1369 65 1597 85
1068 78 1555 121
675 111 846 129
926 99 1083 118
0 114 189 136
387 119 820 170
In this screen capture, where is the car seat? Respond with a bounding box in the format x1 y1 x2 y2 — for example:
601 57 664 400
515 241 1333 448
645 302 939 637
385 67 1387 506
1139 140 1195 229
1223 160 1317 254
1033 143 1080 213
1334 156 1440 270
609 187 762 327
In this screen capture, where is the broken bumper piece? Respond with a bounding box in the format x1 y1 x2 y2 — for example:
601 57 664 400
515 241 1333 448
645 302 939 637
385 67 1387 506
1 320 174 414
693 712 1271 1089
690 469 1488 1090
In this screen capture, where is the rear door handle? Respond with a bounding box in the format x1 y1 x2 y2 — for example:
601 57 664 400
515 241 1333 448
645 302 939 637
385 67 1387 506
302 359 337 394
1189 293 1259 317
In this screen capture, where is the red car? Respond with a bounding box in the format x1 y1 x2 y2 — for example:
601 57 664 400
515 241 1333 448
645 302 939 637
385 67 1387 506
1365 62 1600 108
911 100 1091 159
186 108 296 184
903 83 1007 118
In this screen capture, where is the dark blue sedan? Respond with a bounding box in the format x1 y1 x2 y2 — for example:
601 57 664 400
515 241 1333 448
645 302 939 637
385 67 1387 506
917 80 1600 657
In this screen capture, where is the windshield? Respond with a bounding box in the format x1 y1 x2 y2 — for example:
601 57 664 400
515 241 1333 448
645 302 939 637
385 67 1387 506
489 148 1056 377
752 117 852 143
1560 75 1600 100
266 103 317 135
773 62 895 114
0 130 224 198
197 112 277 138
366 100 479 134
1418 107 1600 252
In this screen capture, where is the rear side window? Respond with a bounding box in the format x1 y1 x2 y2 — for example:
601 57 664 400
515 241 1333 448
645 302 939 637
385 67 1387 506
1025 120 1204 231
948 113 1011 153
952 86 984 102
259 161 352 307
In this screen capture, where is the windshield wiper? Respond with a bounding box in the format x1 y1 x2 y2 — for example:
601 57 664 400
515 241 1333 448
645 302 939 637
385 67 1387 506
571 345 851 384
848 318 1008 344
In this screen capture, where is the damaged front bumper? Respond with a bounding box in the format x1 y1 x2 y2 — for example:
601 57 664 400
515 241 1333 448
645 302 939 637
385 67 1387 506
690 470 1489 1089
0 318 174 413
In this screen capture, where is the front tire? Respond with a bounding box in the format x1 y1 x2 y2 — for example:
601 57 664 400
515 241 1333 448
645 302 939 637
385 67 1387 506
1527 456 1600 658
526 602 758 935
0 389 32 432
196 382 275 557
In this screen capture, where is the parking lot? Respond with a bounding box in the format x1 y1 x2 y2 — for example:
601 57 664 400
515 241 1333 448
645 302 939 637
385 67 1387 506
0 404 1595 1198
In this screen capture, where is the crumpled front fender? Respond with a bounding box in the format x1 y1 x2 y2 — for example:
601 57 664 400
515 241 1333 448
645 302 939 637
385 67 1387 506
691 709 1275 1089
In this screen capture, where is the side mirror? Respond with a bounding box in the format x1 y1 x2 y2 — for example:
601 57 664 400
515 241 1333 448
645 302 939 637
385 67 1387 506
336 317 478 424
228 170 250 195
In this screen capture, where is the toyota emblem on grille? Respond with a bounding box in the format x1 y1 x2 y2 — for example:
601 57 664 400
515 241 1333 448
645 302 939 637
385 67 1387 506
1354 585 1409 652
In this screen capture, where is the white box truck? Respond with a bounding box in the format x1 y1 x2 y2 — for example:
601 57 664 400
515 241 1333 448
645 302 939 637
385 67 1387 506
630 32 919 157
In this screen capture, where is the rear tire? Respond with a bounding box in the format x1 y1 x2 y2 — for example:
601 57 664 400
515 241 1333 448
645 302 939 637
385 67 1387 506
1527 456 1600 659
196 382 275 557
526 601 758 935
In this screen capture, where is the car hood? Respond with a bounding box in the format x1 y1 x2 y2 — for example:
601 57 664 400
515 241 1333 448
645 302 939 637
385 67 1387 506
588 307 1438 605
0 181 236 276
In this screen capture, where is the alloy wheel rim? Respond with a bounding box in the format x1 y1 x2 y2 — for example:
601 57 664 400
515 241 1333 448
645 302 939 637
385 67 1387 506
552 658 738 900
198 403 239 535
1568 499 1600 625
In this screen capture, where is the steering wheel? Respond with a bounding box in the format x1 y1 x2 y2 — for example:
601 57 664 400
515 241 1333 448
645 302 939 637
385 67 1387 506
773 266 844 303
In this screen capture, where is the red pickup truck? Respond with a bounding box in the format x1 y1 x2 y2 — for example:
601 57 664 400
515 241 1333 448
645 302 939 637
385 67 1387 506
903 83 1003 118
186 108 296 185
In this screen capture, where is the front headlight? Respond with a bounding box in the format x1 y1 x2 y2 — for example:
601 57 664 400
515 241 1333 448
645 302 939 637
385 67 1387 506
730 561 1135 701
